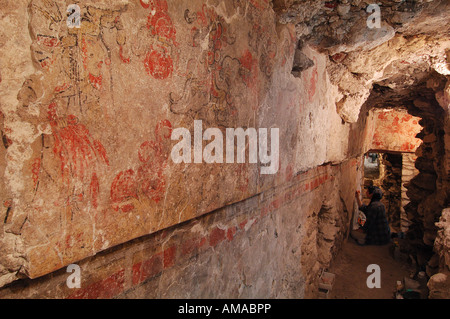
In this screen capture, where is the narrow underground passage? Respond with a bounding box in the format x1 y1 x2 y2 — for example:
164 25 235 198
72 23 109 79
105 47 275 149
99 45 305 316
0 0 449 301
326 152 423 299
322 103 446 299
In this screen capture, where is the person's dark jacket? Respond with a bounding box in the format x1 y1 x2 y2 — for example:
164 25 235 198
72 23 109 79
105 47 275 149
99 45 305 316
359 188 391 245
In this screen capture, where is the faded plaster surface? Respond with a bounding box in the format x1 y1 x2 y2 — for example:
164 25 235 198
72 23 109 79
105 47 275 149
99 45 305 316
0 0 448 298
0 0 353 284
0 158 359 299
370 108 422 153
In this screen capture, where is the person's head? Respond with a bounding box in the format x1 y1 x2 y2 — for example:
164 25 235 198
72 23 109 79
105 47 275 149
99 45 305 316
366 185 383 201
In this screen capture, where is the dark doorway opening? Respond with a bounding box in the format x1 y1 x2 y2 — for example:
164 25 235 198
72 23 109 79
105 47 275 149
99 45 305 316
364 152 380 180
363 152 403 232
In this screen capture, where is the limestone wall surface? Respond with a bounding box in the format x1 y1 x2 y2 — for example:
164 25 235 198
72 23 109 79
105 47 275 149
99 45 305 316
0 0 354 288
0 0 448 299
0 158 359 299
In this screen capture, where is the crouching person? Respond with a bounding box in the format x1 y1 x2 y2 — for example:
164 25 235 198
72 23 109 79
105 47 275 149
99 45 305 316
352 186 391 246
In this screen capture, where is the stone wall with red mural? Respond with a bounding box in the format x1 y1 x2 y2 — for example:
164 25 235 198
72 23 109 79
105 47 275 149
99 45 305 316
370 108 422 153
0 157 361 298
0 0 365 291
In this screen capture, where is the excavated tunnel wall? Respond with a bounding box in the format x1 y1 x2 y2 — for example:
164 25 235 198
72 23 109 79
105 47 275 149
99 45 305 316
0 0 449 298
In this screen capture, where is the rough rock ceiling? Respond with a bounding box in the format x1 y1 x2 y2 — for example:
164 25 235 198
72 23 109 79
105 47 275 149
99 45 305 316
273 0 450 122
